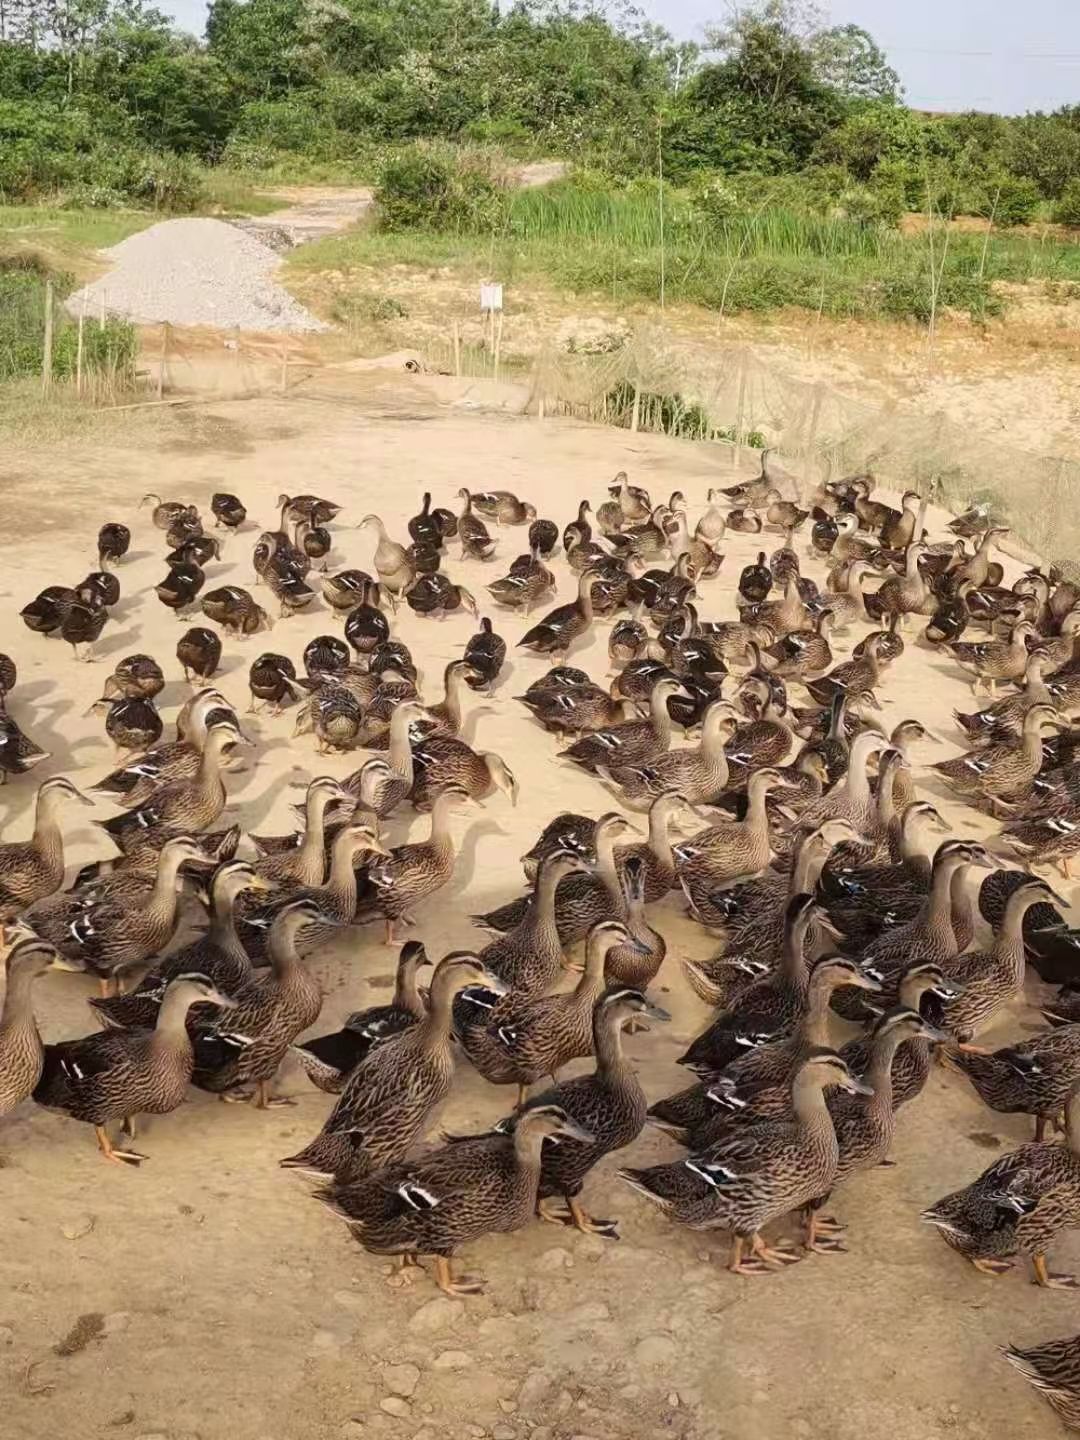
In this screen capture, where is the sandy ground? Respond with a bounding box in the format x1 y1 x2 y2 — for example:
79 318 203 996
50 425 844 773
0 378 1075 1440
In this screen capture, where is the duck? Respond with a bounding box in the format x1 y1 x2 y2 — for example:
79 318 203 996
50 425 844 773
60 596 108 660
97 722 245 850
946 1026 1080 1141
563 500 592 553
90 690 238 808
673 767 788 905
155 560 205 616
619 1051 871 1274
360 514 415 598
188 897 326 1107
803 633 891 710
248 652 302 713
320 569 374 614
0 939 84 1129
342 582 391 654
461 920 634 1105
102 655 165 702
949 620 1039 695
527 517 559 556
595 698 736 809
303 633 351 680
0 777 93 941
166 534 222 569
922 1081 1080 1288
211 492 246 528
141 494 192 530
255 776 354 888
97 522 131 567
407 492 442 547
176 626 222 683
469 490 536 525
410 735 517 811
0 712 49 783
1001 1334 1080 1431
487 551 556 613
561 677 687 772
341 701 430 820
77 570 121 609
837 962 960 1109
201 585 272 635
88 861 268 1030
605 854 665 988
519 681 636 737
463 618 506 691
97 695 162 758
802 1009 948 1250
315 1101 590 1296
33 974 234 1165
471 850 596 996
510 988 669 1237
932 702 1063 812
281 953 507 1180
609 613 649 669
935 878 1064 1043
676 893 827 1075
282 493 342 528
404 572 477 617
294 942 430 1093
761 610 835 681
355 787 477 945
0 653 15 709
455 489 496 560
517 569 597 656
25 835 208 995
672 958 884 1148
294 518 331 570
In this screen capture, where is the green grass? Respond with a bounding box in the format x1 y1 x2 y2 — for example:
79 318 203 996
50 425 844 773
290 182 1080 324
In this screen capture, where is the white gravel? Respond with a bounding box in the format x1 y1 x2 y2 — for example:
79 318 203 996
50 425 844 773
67 217 329 333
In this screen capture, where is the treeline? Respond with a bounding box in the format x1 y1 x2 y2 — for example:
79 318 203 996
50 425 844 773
2 0 1080 224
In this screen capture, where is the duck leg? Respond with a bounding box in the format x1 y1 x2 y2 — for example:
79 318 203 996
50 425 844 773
970 1257 1013 1276
253 1080 295 1109
434 1256 485 1297
516 1083 529 1109
1032 1253 1080 1289
804 1210 847 1253
384 919 397 946
566 1195 619 1238
95 1125 146 1166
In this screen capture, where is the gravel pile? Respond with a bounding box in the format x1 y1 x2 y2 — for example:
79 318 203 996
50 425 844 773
68 217 329 333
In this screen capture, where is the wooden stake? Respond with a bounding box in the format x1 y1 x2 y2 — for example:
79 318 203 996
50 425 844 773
630 384 641 433
157 321 168 400
280 340 289 394
75 295 87 397
733 356 748 470
538 394 545 421
452 320 461 378
493 312 503 383
41 280 54 395
99 292 106 328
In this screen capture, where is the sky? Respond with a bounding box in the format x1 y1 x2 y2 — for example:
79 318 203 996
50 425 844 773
161 0 1080 116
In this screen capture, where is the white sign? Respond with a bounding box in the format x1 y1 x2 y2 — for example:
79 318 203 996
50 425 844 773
480 283 504 313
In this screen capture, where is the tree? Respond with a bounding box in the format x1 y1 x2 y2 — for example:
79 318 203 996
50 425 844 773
810 23 901 102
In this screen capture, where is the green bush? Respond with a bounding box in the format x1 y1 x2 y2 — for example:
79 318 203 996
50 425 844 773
1053 180 1080 227
375 144 506 233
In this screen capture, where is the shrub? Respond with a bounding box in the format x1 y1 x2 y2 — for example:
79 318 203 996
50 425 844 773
1053 180 1080 227
969 174 1041 227
375 144 506 233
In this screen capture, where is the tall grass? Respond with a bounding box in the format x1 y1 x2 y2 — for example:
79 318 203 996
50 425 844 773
294 177 1080 325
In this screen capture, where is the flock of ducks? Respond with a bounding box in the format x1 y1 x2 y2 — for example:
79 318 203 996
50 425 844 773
3 463 1080 1428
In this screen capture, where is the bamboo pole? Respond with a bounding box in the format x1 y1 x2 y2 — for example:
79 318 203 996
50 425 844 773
75 295 87 397
630 383 641 433
280 339 289 394
493 312 503 383
99 292 106 328
452 320 461 378
157 322 168 400
41 280 54 395
733 354 747 472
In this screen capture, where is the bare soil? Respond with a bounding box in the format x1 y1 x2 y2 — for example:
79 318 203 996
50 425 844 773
0 376 1073 1440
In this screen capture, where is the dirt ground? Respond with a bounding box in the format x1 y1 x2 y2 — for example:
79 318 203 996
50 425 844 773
0 376 1075 1440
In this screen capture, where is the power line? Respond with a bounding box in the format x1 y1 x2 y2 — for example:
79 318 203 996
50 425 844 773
887 46 1080 62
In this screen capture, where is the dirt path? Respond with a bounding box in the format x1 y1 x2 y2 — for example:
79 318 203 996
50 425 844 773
240 186 375 249
0 382 1070 1440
